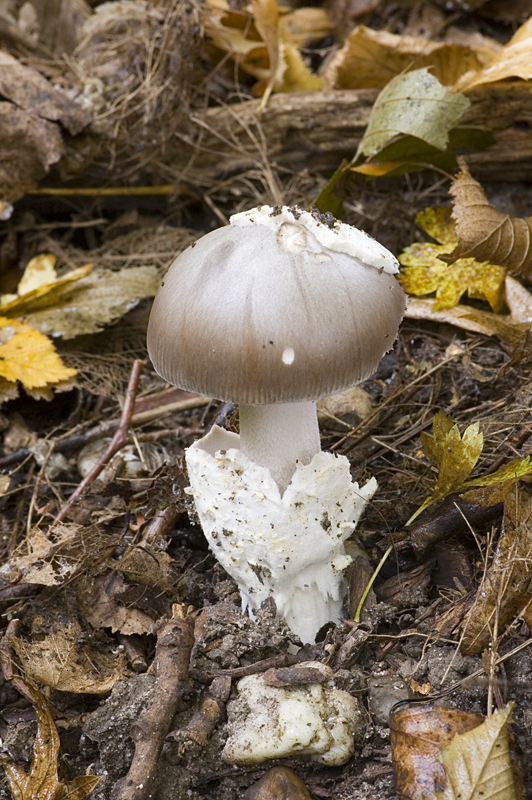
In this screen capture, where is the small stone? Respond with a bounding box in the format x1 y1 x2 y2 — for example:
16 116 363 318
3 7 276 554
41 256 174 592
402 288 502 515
244 766 313 799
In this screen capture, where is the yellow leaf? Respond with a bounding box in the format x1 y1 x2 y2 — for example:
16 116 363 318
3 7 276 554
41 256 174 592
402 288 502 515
437 704 516 800
456 16 532 92
17 253 57 295
398 207 506 312
351 161 405 176
0 317 76 390
0 680 99 800
279 41 321 92
0 263 93 316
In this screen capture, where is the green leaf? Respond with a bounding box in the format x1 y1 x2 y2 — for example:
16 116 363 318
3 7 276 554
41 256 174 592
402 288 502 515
461 456 532 490
314 159 349 216
355 68 470 161
408 412 483 524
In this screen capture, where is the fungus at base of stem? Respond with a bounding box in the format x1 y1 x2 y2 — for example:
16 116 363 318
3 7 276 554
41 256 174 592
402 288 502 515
185 425 377 643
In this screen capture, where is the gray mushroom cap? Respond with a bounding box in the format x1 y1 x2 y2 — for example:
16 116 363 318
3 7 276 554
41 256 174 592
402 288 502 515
147 205 407 404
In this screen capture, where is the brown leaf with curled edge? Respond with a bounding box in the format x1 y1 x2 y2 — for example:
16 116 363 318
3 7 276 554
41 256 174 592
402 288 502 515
391 705 483 800
0 680 99 800
443 159 532 277
244 766 313 799
437 704 517 800
455 16 532 92
458 481 532 654
322 25 500 91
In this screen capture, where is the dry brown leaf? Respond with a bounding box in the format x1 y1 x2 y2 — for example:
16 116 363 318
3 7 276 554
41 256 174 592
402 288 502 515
456 16 532 92
0 50 90 135
252 0 281 109
438 704 516 800
203 0 325 100
444 160 532 278
404 298 532 357
245 766 313 799
391 705 483 800
0 101 64 203
77 573 159 635
458 481 532 654
0 523 105 586
505 275 532 322
14 612 128 693
322 25 499 91
0 680 99 800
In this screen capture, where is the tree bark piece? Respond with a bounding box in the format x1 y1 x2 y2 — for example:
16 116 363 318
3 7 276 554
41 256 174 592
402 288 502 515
171 84 532 185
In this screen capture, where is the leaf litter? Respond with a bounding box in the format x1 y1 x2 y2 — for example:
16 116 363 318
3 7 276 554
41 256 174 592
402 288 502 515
2 3 532 800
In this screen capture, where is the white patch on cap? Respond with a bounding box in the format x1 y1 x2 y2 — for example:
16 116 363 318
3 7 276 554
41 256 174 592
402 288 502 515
282 347 295 365
230 206 399 275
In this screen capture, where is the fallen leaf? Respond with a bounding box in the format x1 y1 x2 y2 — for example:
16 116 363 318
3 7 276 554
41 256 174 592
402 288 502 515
0 680 99 800
9 265 159 339
277 7 332 48
0 316 76 390
203 0 326 102
0 523 85 586
77 573 164 636
316 70 472 214
0 263 94 315
444 160 532 278
355 69 470 161
504 275 532 322
322 25 500 91
17 254 58 295
399 207 506 311
279 42 321 93
456 16 532 92
0 50 90 135
408 411 484 524
252 0 281 108
437 704 516 800
14 612 128 693
458 481 532 654
391 705 483 800
404 298 532 356
244 766 313 799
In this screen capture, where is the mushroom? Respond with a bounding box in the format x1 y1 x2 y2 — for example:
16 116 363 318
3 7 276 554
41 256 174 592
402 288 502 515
147 205 406 641
148 205 406 492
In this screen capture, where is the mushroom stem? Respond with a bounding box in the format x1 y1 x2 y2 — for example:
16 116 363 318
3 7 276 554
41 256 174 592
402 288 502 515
239 402 321 495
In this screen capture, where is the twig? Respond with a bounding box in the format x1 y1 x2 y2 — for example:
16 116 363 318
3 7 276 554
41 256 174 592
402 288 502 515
54 360 146 524
0 619 33 704
114 604 195 800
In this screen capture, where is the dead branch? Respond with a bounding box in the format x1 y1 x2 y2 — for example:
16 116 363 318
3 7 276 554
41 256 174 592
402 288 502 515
113 604 195 800
0 619 34 704
54 359 146 523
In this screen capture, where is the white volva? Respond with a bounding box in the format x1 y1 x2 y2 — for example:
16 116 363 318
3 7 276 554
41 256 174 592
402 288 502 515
186 425 377 643
222 663 364 765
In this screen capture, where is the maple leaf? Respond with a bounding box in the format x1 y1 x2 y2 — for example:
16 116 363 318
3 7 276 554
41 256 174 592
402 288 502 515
398 207 506 312
0 680 99 800
0 316 76 390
